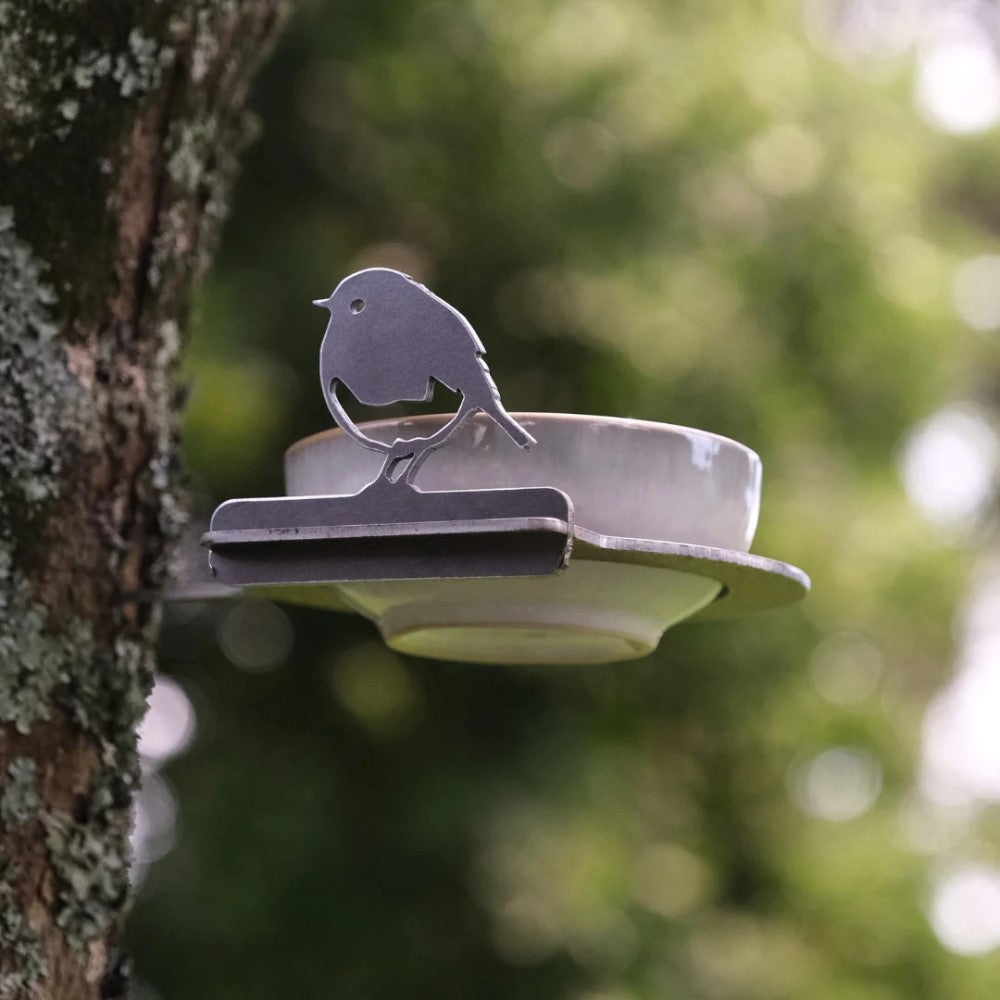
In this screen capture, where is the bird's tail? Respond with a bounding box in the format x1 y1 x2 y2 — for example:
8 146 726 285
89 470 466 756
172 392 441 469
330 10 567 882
471 359 536 450
472 393 535 450
489 404 535 450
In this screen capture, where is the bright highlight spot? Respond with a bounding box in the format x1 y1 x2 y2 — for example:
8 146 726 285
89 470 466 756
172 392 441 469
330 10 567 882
138 675 196 765
921 651 1000 806
930 865 1000 955
920 562 1000 806
791 746 882 822
899 405 999 529
916 25 1000 134
953 255 1000 332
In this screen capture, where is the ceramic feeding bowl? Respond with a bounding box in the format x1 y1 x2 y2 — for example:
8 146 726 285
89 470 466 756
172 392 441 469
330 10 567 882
203 268 808 666
279 413 801 664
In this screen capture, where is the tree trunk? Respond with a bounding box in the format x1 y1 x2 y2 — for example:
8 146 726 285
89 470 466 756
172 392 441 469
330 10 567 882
0 3 290 995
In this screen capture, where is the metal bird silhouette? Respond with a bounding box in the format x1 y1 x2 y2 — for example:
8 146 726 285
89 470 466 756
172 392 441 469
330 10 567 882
314 268 535 485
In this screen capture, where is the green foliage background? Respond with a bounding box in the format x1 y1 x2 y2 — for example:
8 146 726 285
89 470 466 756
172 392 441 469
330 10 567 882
128 1 1000 996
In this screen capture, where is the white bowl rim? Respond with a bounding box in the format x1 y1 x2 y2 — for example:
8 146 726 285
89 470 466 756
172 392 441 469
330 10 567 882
285 411 761 465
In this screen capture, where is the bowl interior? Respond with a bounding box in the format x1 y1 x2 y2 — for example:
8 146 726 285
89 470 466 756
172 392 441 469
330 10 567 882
285 413 761 551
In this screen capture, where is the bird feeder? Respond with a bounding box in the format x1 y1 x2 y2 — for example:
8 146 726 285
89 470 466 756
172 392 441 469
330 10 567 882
202 268 808 665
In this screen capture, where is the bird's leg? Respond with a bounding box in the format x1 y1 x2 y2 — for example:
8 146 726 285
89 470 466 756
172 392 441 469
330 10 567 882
379 440 417 484
375 396 480 486
400 446 436 485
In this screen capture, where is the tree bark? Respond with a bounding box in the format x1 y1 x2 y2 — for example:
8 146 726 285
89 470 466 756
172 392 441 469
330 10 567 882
0 2 290 995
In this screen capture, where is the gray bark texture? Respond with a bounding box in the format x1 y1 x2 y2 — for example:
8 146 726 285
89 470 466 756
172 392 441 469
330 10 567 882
0 2 290 996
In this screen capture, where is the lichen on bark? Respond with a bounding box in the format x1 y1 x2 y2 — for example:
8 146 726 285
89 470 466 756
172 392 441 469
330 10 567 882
0 208 84 509
0 760 41 830
0 1 292 995
0 866 47 998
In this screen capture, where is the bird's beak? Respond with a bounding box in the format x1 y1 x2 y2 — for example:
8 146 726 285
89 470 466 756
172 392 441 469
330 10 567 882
312 297 332 309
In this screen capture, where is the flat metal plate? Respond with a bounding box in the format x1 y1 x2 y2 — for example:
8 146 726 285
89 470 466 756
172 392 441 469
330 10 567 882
571 527 809 620
201 525 807 622
204 483 573 585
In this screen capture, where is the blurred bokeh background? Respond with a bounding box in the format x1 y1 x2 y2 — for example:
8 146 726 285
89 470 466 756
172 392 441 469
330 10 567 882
125 0 1000 996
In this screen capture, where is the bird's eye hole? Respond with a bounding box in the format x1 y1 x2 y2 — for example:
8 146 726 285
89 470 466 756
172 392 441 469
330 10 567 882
350 298 366 315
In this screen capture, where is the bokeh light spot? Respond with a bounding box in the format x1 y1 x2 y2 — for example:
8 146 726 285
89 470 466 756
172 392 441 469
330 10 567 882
899 405 999 530
138 675 197 765
930 865 1000 955
217 598 294 672
791 746 882 821
804 0 922 61
131 770 179 880
329 642 424 737
544 119 618 192
632 842 713 918
915 22 1000 134
953 255 1000 332
921 651 1000 805
809 631 883 705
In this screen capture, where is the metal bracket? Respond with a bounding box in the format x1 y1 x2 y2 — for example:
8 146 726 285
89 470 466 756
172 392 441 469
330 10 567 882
204 479 573 585
202 268 809 618
204 272 567 584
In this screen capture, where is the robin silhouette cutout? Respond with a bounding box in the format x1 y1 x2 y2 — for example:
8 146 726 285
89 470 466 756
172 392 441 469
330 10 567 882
314 268 535 485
